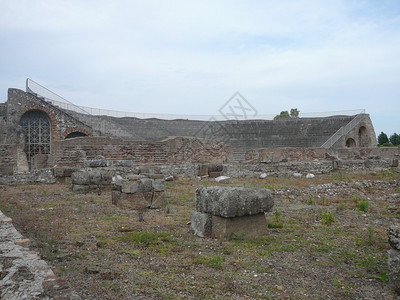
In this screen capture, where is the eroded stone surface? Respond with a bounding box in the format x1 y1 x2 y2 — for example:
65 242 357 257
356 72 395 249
389 225 400 251
0 210 79 299
195 186 273 218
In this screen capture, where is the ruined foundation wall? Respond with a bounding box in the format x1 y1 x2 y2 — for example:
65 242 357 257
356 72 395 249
53 136 231 167
0 144 16 175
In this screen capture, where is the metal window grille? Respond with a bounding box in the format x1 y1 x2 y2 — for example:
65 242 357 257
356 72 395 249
19 110 51 164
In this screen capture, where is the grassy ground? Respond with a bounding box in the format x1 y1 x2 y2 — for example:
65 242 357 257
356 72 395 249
0 169 399 299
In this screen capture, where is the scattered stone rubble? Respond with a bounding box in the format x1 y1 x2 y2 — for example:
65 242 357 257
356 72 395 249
190 186 274 238
0 211 78 299
388 225 400 295
111 174 167 209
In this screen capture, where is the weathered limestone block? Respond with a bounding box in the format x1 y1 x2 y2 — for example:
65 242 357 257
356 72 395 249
89 170 102 185
71 171 90 185
214 176 230 184
112 190 151 209
195 186 273 218
211 213 268 238
152 178 166 192
389 225 400 251
190 211 212 237
116 160 133 167
122 181 139 194
388 249 400 295
83 159 108 168
35 169 56 184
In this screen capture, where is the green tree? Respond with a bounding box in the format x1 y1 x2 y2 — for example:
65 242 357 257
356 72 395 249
390 133 400 146
274 108 299 120
290 108 300 118
273 110 290 120
377 132 389 145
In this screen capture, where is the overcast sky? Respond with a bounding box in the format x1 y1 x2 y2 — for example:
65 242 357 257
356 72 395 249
1 0 399 136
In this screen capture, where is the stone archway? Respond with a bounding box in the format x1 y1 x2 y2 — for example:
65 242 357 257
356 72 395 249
346 138 356 148
358 126 369 147
19 110 51 165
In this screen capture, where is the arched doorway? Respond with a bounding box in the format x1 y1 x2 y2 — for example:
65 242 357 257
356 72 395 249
19 110 51 165
359 126 369 147
346 138 356 148
65 131 87 139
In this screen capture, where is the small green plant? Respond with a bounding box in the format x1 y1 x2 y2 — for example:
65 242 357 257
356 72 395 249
193 255 223 269
374 272 388 282
321 211 334 226
77 203 82 213
268 209 283 228
321 196 328 206
307 196 314 205
96 240 107 248
356 200 368 212
337 203 345 211
268 222 283 229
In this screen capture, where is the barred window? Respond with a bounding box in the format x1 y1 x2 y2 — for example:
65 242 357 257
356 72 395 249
19 110 51 164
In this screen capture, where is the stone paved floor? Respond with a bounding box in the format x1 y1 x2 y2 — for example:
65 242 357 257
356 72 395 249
0 210 78 299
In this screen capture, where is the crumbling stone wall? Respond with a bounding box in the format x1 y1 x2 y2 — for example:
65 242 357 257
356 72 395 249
246 147 400 164
53 136 231 167
0 144 16 175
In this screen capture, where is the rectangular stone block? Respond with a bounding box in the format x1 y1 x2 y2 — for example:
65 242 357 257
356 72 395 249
152 178 166 192
122 181 139 194
195 186 274 218
190 211 212 237
388 249 400 295
113 192 151 210
211 213 267 239
151 191 167 209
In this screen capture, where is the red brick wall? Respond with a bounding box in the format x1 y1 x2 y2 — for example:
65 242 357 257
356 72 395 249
53 136 231 167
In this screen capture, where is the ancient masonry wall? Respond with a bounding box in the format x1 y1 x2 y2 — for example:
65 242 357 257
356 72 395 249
0 144 16 175
245 147 400 163
53 136 231 167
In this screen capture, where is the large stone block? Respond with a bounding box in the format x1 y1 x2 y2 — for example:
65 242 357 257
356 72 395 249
190 211 212 237
112 191 151 210
138 178 153 193
122 181 139 194
83 159 108 168
152 178 166 192
211 213 268 238
389 225 400 251
89 170 102 185
71 171 90 185
195 186 273 218
388 249 400 295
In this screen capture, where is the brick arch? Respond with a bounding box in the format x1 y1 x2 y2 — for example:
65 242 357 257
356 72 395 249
21 106 58 141
61 128 92 140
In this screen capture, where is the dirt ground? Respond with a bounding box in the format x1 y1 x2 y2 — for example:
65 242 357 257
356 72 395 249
0 169 399 299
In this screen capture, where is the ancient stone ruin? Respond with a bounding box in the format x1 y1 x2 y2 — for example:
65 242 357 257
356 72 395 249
388 225 400 295
190 186 274 238
111 174 167 210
